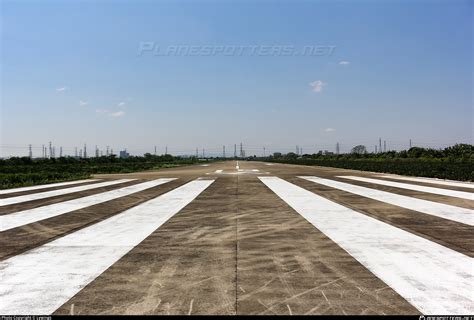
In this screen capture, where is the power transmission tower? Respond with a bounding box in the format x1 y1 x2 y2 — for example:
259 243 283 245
95 146 99 157
75 147 78 158
202 148 205 158
42 144 45 158
49 142 52 159
409 139 412 149
223 145 226 158
28 144 32 158
336 142 340 155
383 140 386 152
240 143 243 158
84 144 87 158
379 138 382 154
165 146 168 155
154 146 157 155
106 146 109 156
234 144 237 158
60 147 63 157
52 147 56 158
263 147 266 157
196 148 198 158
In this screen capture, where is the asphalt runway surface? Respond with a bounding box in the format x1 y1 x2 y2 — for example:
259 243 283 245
0 161 472 315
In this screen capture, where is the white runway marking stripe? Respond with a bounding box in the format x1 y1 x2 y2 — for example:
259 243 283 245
377 174 474 189
300 176 473 226
0 178 176 232
259 177 473 315
215 170 223 173
0 179 100 195
339 176 473 200
0 179 214 315
0 179 134 207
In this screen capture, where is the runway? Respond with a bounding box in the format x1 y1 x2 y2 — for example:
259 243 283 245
0 161 472 315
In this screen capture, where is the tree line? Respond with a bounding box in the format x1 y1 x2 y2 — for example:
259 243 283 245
260 144 473 181
0 154 203 189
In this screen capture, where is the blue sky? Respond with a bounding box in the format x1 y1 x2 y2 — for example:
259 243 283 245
1 0 472 157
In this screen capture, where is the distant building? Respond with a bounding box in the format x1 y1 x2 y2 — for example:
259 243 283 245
119 150 130 158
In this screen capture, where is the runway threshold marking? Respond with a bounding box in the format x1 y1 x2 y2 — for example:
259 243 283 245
0 178 214 315
376 174 474 189
338 176 473 200
0 179 100 195
0 179 135 207
300 176 473 226
259 176 473 315
0 178 176 232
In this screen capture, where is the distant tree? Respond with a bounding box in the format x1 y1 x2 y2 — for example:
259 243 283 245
273 152 282 158
407 147 426 158
444 144 474 158
351 145 367 155
285 152 298 160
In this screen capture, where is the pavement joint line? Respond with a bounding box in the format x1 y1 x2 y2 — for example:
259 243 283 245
235 167 240 314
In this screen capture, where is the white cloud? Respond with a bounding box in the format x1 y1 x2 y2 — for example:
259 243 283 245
324 128 335 132
56 86 68 92
79 100 88 106
109 110 125 117
96 109 125 117
309 80 325 92
117 101 125 107
339 60 350 65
